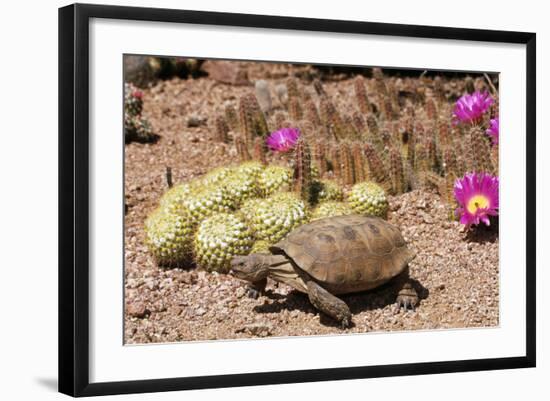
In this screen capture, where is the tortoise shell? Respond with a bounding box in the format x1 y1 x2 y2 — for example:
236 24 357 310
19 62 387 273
270 215 415 294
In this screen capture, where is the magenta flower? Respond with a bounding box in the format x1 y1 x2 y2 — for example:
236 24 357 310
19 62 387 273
452 91 494 125
266 127 300 152
454 172 499 227
132 89 143 99
486 118 499 145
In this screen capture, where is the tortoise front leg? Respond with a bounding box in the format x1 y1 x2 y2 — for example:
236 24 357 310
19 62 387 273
246 278 267 299
306 280 352 328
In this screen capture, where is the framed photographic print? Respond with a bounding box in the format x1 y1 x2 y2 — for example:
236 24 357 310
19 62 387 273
58 3 536 397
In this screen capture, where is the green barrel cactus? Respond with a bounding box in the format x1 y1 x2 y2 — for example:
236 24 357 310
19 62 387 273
201 166 235 187
258 165 292 197
316 179 344 202
311 201 354 221
194 213 254 272
221 171 261 207
183 185 237 224
250 240 272 254
235 161 264 180
248 192 309 243
158 183 191 209
347 181 389 218
144 204 195 267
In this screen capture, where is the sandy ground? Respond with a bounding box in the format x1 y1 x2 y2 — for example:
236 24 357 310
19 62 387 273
124 66 499 343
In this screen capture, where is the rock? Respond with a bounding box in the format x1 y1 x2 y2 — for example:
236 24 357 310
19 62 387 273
236 322 274 337
235 287 246 298
187 115 207 127
144 278 158 291
202 60 250 85
195 307 207 316
255 80 272 112
127 302 150 319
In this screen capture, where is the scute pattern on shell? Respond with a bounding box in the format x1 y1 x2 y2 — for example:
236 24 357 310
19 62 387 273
272 215 414 292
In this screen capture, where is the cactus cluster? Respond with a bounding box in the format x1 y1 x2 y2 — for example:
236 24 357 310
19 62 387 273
124 82 156 143
246 192 309 243
194 213 254 272
347 182 389 218
144 203 195 266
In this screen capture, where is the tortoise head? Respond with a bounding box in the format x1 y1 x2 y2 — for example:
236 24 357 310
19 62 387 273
230 254 269 283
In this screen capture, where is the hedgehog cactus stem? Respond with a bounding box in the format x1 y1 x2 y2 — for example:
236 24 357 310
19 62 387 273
235 134 251 162
304 99 322 127
253 136 267 165
364 143 390 188
224 104 239 131
313 139 328 178
354 76 371 114
329 145 341 181
288 97 303 121
339 142 355 186
390 146 406 194
469 126 495 174
293 137 313 203
351 142 367 183
213 114 230 143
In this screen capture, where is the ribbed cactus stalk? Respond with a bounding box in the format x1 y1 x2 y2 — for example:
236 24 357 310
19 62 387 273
425 96 437 121
437 121 450 150
465 76 475 93
354 75 371 114
491 145 499 175
443 147 458 178
312 139 328 177
304 99 322 127
239 94 255 147
351 142 367 183
352 111 368 140
238 93 269 147
213 114 229 143
288 97 303 121
364 143 390 187
293 136 313 202
329 145 341 181
434 76 445 102
224 103 239 131
389 146 406 194
469 126 495 174
273 112 287 130
286 77 300 100
234 134 251 162
313 78 326 97
253 136 267 165
339 142 354 186
380 97 394 121
320 98 346 140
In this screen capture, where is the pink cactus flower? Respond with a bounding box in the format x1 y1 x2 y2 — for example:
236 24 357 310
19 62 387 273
452 91 494 125
132 89 143 99
266 127 301 152
486 118 499 145
454 172 499 227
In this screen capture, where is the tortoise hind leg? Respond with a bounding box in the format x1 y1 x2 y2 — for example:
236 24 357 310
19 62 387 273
306 280 352 328
396 282 419 311
394 266 419 312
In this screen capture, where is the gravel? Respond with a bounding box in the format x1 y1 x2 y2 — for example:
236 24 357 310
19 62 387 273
124 63 499 344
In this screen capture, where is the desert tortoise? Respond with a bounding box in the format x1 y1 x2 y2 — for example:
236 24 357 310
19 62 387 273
230 214 419 327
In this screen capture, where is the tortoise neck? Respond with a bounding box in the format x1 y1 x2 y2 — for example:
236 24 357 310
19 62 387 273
265 254 289 268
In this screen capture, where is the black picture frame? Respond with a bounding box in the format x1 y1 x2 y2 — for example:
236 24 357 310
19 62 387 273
59 3 536 397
